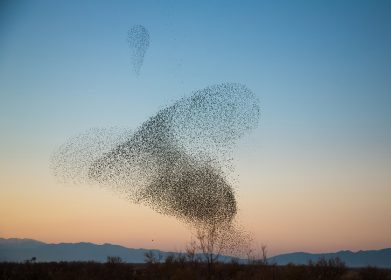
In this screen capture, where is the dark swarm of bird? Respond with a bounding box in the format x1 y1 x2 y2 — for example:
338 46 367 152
51 26 260 256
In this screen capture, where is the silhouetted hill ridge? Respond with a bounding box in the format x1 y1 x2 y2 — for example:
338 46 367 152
270 248 391 268
1 238 390 267
0 238 167 263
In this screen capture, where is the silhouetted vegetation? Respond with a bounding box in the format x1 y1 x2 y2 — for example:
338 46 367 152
1 257 390 280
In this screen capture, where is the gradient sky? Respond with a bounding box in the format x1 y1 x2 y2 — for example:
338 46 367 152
1 0 390 256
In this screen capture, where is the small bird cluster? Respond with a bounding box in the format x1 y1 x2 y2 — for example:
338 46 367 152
128 25 150 75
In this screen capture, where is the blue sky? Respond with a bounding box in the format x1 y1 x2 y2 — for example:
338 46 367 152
1 0 390 147
1 0 390 253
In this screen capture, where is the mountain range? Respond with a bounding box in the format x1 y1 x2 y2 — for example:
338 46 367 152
1 238 390 268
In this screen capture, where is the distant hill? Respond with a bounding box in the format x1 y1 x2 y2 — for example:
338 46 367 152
1 238 390 267
0 238 166 263
270 249 391 268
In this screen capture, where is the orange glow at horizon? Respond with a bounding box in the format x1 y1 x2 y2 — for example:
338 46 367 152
1 152 390 256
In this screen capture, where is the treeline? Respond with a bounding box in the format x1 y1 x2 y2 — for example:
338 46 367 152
1 257 390 280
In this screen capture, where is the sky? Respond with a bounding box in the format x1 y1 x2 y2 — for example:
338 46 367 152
0 0 390 256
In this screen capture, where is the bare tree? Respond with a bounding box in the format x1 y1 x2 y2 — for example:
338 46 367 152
193 222 240 277
246 247 256 264
144 251 162 264
261 244 268 265
106 256 122 264
246 243 269 265
185 239 198 263
196 223 224 266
